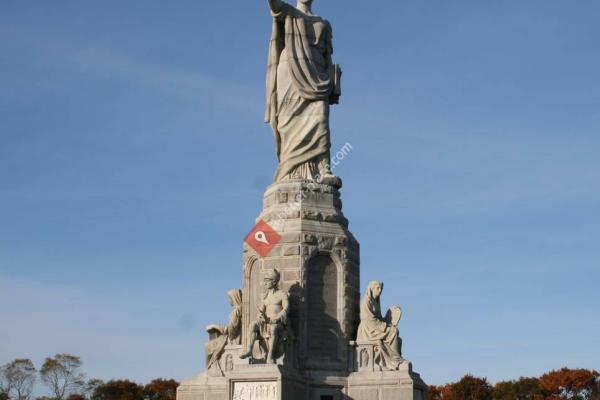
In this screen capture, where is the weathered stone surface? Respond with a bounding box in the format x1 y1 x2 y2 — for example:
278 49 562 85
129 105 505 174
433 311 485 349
306 255 339 363
177 373 227 400
347 361 427 400
282 245 300 256
280 232 301 243
283 270 300 282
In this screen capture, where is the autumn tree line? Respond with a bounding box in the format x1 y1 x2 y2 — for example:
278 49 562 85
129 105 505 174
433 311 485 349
0 354 177 400
427 368 600 400
3 354 599 400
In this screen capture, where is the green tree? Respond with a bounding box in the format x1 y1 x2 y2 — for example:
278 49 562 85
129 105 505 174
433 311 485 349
1 359 37 400
143 379 179 400
40 354 85 400
493 377 542 400
91 380 144 400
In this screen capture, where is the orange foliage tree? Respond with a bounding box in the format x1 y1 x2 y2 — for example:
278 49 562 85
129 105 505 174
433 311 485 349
427 375 492 400
428 369 600 400
539 368 599 400
427 384 452 400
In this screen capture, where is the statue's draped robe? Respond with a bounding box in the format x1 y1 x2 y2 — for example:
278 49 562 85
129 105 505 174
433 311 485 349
205 290 242 370
357 282 403 370
266 3 334 181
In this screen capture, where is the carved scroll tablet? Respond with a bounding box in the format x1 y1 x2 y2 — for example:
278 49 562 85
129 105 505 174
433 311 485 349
384 306 402 327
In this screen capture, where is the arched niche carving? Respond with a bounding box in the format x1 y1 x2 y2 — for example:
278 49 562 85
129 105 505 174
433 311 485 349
243 256 262 348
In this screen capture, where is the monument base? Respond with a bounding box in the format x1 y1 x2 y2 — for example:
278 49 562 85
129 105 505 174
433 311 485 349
177 373 227 400
347 362 426 400
177 362 305 400
177 352 426 400
178 368 425 400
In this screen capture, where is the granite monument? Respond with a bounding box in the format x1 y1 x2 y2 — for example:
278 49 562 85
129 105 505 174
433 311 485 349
177 1 427 399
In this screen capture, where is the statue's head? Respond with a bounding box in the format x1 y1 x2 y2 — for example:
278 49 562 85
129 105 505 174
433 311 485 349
264 269 281 289
367 281 384 300
297 0 314 6
227 289 242 307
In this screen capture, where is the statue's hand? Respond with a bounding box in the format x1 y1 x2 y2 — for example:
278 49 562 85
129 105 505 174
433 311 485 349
268 0 283 13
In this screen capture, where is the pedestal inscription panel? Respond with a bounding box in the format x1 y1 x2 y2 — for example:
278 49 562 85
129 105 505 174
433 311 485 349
232 381 278 400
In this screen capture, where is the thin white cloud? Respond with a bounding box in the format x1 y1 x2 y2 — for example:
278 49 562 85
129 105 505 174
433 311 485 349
0 24 261 113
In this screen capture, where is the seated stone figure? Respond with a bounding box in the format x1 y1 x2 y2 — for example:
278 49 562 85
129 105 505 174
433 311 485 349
240 269 290 364
205 289 242 373
357 281 404 370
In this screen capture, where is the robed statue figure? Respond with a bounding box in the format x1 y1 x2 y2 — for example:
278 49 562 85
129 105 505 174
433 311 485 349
205 289 243 372
266 0 341 183
357 281 404 371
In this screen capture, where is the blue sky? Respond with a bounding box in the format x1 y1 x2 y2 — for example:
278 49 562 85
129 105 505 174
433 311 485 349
1 0 599 388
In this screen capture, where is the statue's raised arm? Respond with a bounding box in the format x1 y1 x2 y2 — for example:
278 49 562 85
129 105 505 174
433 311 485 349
267 0 284 13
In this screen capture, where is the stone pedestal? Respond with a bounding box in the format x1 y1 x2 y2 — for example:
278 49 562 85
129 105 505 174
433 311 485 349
228 364 306 400
347 364 427 400
177 373 227 400
348 341 427 400
242 180 360 373
178 355 426 400
177 179 427 400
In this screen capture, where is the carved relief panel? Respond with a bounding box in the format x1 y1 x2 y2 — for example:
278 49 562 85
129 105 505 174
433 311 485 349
232 381 278 400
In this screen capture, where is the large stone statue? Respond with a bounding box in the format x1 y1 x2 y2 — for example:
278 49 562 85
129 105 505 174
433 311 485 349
357 281 404 370
176 3 429 398
266 0 341 183
205 289 242 372
240 269 290 364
